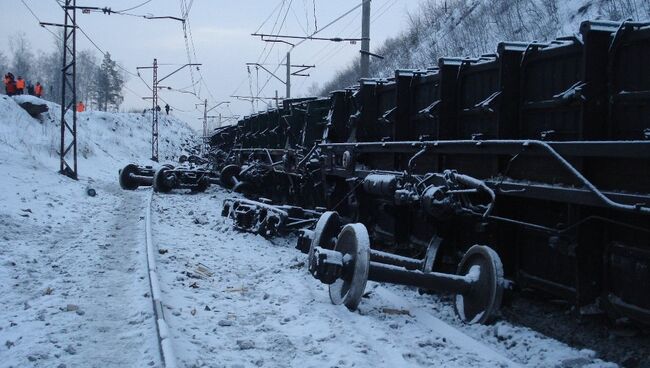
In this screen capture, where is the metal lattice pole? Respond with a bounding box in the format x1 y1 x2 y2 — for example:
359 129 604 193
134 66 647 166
202 99 208 155
151 58 159 162
59 0 78 179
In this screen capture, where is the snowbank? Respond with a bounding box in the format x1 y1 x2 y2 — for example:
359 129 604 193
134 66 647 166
0 94 197 182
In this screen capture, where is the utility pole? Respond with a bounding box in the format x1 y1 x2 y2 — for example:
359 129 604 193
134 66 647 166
245 59 313 100
138 60 200 162
286 51 291 98
40 0 78 179
202 99 208 140
152 58 159 161
60 0 77 179
360 0 371 78
39 4 185 171
201 99 207 155
197 100 229 154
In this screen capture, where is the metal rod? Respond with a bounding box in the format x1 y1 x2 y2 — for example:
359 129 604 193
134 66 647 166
367 262 474 294
369 249 422 270
286 51 291 98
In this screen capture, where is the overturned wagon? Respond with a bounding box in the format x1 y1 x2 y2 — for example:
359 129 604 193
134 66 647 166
208 20 649 326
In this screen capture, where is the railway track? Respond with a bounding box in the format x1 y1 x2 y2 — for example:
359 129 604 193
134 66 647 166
144 191 178 368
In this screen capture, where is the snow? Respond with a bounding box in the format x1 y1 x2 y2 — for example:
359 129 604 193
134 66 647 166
150 188 617 368
0 95 194 367
0 94 620 367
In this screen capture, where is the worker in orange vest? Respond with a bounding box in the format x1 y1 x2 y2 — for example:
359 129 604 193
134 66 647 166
34 82 43 98
76 101 85 112
15 76 25 95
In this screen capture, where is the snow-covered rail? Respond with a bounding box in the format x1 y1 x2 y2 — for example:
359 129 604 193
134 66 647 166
145 191 178 368
374 287 522 367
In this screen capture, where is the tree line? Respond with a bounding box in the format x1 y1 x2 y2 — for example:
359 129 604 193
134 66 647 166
0 32 126 111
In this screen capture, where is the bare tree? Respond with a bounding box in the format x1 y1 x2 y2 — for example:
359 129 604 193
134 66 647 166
76 50 99 107
0 51 8 78
32 36 64 103
9 32 34 79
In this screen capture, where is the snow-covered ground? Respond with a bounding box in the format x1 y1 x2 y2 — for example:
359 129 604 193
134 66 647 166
151 188 616 368
0 95 194 367
0 94 618 367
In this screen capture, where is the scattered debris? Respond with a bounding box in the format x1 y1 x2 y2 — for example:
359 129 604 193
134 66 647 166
382 308 411 316
225 287 248 293
194 263 213 278
236 339 255 350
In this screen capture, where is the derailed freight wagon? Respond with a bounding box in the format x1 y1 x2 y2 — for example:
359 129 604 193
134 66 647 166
207 20 649 325
310 20 650 324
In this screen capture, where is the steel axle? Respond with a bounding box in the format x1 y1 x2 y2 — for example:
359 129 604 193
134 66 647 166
307 215 504 324
119 164 160 190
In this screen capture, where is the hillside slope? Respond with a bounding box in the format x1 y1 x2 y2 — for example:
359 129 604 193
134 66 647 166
321 0 650 92
0 95 196 181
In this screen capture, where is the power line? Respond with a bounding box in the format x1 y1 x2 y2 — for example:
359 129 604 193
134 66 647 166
27 1 151 105
177 0 224 107
313 0 318 31
20 0 64 42
291 4 309 36
259 0 293 67
254 0 285 34
115 0 152 13
255 1 369 98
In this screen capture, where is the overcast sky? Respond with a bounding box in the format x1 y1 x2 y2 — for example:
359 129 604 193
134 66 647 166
4 0 426 129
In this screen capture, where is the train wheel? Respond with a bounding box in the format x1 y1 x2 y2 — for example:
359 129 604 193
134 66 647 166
308 212 341 269
119 164 140 190
328 223 370 311
153 167 174 193
454 245 504 324
220 164 241 189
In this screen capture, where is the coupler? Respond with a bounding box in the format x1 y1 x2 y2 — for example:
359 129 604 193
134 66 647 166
306 212 504 324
